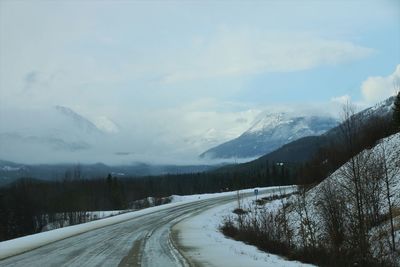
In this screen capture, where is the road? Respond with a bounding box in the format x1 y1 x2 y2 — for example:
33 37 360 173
0 192 250 267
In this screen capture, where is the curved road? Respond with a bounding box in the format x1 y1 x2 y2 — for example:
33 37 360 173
0 189 277 267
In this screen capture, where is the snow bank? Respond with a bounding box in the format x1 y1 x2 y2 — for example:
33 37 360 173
170 185 292 203
0 185 294 260
0 203 176 259
41 210 127 231
174 187 313 267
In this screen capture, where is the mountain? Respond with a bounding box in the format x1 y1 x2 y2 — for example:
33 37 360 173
54 105 103 135
200 113 338 159
263 96 396 163
214 96 397 174
93 116 120 134
0 105 110 163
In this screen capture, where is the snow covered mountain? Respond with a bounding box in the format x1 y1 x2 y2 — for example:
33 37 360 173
200 113 338 159
54 105 103 135
359 95 395 120
0 105 113 163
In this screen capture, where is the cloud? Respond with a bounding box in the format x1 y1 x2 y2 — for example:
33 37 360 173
331 95 351 105
0 1 395 164
24 71 39 85
0 101 262 164
361 65 400 103
160 29 374 84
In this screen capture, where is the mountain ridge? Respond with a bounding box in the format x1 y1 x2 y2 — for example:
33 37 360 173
200 113 338 159
214 96 396 175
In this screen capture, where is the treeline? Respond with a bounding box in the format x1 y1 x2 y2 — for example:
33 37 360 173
0 161 295 241
297 113 397 185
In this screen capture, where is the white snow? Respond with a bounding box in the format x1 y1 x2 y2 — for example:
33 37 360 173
270 132 400 264
247 112 288 134
41 210 127 231
0 185 293 260
93 116 120 134
174 187 314 267
170 186 292 203
0 204 181 260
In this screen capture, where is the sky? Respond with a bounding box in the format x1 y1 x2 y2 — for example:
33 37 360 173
0 0 399 164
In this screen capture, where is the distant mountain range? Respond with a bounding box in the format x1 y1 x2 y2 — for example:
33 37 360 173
0 105 106 153
214 96 396 174
200 113 338 159
0 105 124 163
1 97 396 186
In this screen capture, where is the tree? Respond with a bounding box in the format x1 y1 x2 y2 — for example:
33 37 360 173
338 102 370 262
393 91 400 130
317 179 346 257
377 136 400 253
294 185 317 253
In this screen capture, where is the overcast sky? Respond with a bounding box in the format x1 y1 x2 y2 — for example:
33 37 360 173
0 0 399 164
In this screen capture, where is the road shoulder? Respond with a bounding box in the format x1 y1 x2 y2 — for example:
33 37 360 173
172 191 313 267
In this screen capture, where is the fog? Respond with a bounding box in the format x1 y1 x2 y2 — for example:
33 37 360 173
1 1 398 165
0 103 342 165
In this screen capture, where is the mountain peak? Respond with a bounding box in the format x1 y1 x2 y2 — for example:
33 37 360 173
246 112 289 134
93 116 120 134
54 105 102 134
200 113 338 159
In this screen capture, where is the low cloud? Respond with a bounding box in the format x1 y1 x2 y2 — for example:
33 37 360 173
361 65 400 103
331 95 351 105
24 71 39 85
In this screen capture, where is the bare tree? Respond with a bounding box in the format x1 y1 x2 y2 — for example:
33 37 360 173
293 185 317 251
317 179 346 256
277 186 293 247
337 102 370 261
377 135 400 252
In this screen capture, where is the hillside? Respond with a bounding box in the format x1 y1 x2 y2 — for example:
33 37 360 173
222 132 400 266
287 131 400 264
215 96 396 177
200 113 338 159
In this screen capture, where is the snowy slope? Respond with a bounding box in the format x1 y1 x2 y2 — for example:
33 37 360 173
0 106 105 153
200 113 338 159
174 187 314 267
298 131 399 217
54 105 103 135
359 96 396 119
282 132 400 263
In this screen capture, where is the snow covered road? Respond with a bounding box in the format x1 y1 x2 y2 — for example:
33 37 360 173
0 187 293 267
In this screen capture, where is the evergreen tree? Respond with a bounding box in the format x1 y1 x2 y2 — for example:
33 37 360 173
393 91 400 130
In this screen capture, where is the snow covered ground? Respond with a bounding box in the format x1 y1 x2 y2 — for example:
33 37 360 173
174 187 314 267
41 210 127 231
288 132 400 246
0 185 293 260
170 186 288 203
